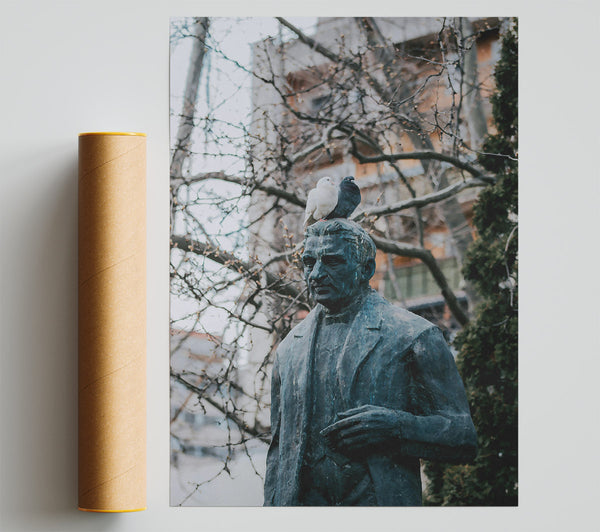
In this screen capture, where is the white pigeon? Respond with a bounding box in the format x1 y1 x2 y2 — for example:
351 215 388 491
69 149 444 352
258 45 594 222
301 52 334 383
303 176 338 227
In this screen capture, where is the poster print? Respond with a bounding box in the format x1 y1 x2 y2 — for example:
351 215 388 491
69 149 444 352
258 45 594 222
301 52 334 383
169 16 517 506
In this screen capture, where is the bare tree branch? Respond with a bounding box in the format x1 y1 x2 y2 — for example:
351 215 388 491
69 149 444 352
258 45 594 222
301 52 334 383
171 234 308 305
171 371 270 443
356 177 490 219
182 169 490 219
182 171 306 208
352 149 487 178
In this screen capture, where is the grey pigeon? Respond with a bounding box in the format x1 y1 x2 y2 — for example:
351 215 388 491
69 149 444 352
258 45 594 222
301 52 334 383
325 176 361 219
304 176 338 227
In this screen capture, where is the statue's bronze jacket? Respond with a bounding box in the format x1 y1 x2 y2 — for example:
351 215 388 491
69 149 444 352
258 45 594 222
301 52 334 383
264 290 477 506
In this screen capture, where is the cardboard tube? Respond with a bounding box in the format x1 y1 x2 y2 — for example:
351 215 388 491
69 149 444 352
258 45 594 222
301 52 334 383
78 132 146 512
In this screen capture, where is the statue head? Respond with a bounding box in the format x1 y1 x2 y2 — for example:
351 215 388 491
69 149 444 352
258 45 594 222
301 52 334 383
302 219 376 313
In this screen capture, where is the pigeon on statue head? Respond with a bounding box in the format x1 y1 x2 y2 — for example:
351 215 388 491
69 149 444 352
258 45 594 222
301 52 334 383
303 176 338 227
325 176 361 220
304 175 362 227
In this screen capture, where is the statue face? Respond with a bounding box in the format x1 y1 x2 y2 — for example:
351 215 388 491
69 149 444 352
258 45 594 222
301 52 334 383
302 234 364 312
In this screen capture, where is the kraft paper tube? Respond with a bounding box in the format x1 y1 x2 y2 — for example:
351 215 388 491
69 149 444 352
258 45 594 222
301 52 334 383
78 132 146 512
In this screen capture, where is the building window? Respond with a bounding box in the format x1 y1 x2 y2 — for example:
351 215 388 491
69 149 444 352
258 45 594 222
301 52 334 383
384 257 462 301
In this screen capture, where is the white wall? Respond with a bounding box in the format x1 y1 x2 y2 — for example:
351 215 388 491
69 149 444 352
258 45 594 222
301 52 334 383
0 1 598 531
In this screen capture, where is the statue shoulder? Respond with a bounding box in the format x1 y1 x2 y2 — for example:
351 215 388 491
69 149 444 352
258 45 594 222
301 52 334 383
275 306 320 357
365 291 437 344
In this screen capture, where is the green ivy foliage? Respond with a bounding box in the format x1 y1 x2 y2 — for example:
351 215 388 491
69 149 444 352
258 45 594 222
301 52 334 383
424 19 518 506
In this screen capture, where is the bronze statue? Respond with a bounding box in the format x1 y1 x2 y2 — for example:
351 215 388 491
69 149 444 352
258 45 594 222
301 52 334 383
264 219 477 506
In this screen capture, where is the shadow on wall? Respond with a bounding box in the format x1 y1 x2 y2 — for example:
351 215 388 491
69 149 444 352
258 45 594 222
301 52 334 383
0 143 120 529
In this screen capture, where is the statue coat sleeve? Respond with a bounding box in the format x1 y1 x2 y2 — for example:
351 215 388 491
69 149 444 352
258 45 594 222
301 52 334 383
395 326 477 464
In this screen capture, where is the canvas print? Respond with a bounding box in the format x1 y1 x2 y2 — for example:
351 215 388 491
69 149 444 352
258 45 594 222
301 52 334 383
169 16 517 506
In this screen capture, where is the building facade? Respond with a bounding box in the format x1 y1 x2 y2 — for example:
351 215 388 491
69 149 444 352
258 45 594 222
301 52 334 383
248 17 503 342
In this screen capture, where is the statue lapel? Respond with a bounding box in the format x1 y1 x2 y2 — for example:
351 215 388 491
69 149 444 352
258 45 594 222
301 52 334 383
284 306 323 504
289 305 323 394
336 297 382 407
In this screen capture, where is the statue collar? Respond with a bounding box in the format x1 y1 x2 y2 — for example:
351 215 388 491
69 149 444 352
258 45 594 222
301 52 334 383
322 290 370 324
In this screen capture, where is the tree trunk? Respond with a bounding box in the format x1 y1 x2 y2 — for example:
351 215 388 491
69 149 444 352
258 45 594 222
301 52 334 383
460 18 488 150
170 18 210 182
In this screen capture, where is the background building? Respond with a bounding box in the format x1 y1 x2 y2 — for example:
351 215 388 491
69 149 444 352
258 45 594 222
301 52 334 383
248 17 503 341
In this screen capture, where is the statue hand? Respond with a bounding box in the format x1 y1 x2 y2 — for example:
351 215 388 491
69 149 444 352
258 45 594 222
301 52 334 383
320 405 404 453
